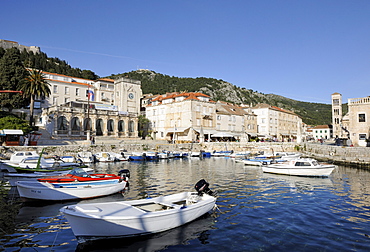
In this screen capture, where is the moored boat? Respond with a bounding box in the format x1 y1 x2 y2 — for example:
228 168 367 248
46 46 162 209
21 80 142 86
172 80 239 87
128 152 146 161
77 151 95 163
16 177 128 201
4 170 70 186
59 179 217 241
94 152 115 162
37 168 128 183
262 158 336 177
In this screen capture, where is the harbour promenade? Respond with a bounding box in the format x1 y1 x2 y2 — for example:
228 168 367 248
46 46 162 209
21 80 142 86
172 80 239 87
1 135 370 167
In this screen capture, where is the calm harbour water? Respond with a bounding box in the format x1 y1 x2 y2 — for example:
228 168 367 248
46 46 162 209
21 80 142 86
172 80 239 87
1 157 370 252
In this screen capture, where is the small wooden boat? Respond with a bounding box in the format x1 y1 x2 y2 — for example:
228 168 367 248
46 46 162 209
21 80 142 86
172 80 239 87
262 158 336 177
16 176 128 201
60 179 217 241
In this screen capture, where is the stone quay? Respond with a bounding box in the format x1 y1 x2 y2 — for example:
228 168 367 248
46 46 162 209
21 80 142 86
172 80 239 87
0 139 369 168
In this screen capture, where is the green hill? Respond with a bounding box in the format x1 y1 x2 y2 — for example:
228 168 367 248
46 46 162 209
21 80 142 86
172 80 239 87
0 46 338 126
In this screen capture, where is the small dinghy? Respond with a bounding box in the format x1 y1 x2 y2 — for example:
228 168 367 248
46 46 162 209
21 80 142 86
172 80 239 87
60 179 217 241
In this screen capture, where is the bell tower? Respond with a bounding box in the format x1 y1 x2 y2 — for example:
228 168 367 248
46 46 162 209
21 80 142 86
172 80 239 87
114 77 142 115
331 92 343 138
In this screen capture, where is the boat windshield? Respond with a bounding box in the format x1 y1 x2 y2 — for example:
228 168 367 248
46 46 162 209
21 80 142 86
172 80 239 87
294 161 312 166
68 168 90 177
311 160 320 166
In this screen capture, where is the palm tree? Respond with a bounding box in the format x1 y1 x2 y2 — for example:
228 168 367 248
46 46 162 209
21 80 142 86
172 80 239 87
21 69 51 126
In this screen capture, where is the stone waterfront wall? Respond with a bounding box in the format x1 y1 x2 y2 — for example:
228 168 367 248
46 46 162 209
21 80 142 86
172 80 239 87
0 141 297 159
1 140 369 168
300 143 370 168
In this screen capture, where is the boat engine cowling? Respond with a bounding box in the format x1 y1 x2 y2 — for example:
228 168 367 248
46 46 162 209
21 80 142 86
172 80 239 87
195 179 215 196
118 169 130 181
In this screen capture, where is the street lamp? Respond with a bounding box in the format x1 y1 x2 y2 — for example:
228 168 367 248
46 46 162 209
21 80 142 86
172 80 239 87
86 85 92 143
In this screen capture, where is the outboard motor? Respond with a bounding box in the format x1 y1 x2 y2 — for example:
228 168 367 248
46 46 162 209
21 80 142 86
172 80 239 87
118 169 130 182
195 179 216 196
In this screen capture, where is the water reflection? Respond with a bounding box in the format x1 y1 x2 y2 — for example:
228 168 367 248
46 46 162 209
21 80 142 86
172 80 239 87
1 158 370 251
75 213 217 252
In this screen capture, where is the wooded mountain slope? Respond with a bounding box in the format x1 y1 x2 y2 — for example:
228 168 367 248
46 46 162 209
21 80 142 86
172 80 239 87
0 46 336 126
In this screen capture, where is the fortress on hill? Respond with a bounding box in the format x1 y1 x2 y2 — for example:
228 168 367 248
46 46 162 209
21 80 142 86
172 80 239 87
0 39 40 54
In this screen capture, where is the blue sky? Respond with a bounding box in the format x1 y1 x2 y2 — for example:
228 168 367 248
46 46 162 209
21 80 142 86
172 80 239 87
2 1 370 104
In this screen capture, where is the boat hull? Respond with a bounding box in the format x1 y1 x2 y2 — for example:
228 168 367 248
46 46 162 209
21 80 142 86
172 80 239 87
60 192 216 239
16 179 126 201
262 165 335 177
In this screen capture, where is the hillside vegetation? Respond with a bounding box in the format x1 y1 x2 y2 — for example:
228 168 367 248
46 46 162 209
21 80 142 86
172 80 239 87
109 70 334 126
0 47 335 125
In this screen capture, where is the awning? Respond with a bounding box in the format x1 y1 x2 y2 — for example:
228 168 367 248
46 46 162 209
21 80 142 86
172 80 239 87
0 129 24 135
211 132 234 138
166 127 190 134
258 134 272 138
247 133 258 137
192 128 218 135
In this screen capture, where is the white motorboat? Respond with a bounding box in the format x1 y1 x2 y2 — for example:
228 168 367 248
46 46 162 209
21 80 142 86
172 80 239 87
60 179 217 241
262 158 336 177
77 151 95 163
157 152 169 159
229 151 251 159
4 170 70 186
59 155 76 163
94 152 115 162
16 178 127 201
108 152 128 161
237 158 285 166
274 152 302 160
7 151 39 164
190 151 200 157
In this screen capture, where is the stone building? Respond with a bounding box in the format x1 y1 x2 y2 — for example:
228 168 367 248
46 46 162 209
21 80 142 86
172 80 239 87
145 92 256 142
0 39 40 54
38 71 142 139
331 92 344 138
311 125 333 140
331 92 370 146
251 103 303 142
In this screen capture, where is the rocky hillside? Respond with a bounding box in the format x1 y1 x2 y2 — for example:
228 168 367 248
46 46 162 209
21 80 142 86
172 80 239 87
108 70 334 126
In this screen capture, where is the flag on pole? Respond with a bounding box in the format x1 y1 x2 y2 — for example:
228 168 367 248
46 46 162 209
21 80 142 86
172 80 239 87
87 90 94 101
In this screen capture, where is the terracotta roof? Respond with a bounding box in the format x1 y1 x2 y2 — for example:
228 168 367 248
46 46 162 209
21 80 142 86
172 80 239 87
45 78 92 87
98 78 114 83
312 125 331 129
41 70 94 82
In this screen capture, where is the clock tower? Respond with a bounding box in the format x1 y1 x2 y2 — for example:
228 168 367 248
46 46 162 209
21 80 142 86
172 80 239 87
114 77 142 115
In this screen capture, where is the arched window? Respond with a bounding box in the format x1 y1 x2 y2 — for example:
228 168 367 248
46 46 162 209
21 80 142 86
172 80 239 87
57 116 68 134
83 118 92 134
71 117 81 135
107 119 114 135
96 119 103 136
118 120 125 132
128 120 135 132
